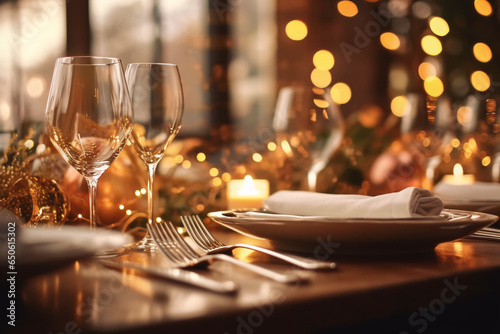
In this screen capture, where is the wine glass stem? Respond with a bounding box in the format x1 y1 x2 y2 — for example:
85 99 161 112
147 163 158 227
86 177 99 231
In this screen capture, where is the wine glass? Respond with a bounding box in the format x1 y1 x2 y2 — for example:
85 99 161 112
45 56 133 233
125 63 184 252
272 85 345 191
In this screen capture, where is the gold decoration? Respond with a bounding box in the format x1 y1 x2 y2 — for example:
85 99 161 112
0 134 69 227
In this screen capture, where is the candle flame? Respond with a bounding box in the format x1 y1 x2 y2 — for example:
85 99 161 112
239 175 258 195
453 163 464 177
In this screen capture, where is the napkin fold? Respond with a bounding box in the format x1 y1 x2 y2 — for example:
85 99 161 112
433 181 500 201
263 187 443 218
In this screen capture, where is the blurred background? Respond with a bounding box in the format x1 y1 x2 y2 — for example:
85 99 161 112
2 0 500 227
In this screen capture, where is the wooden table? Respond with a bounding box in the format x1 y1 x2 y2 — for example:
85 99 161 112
8 230 500 334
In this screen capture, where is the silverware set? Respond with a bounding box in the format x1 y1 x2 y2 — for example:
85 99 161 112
468 226 500 242
102 214 500 294
148 220 309 284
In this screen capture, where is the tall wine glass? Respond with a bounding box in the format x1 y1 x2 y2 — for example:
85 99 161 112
45 56 133 232
272 85 345 191
125 63 184 252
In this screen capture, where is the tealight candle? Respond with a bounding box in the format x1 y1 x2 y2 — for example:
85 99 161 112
227 175 269 209
442 163 475 185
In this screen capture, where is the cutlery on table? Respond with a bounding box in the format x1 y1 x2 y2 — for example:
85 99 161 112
181 215 337 270
98 259 238 294
467 227 500 242
148 221 309 284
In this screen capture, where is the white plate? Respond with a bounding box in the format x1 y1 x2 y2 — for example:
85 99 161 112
2 226 133 275
207 209 498 254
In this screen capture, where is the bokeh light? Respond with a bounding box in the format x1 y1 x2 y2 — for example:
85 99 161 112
457 106 473 126
423 76 444 97
330 82 351 104
421 35 442 56
429 16 449 36
390 96 409 117
413 1 432 19
474 0 493 17
196 152 206 162
26 76 45 98
473 42 492 63
311 68 332 88
470 70 490 91
313 99 329 108
313 50 335 70
380 32 400 50
285 20 308 40
337 1 358 17
418 62 437 80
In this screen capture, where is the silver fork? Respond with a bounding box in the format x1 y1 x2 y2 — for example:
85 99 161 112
181 215 337 270
468 227 500 242
148 221 308 284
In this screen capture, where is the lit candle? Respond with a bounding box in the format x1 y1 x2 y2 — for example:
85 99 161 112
442 163 475 185
227 175 270 209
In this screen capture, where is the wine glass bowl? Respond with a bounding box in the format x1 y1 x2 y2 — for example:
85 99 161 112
125 63 184 252
45 56 133 233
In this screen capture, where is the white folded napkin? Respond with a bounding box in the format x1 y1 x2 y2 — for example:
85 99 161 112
263 187 443 218
433 181 500 201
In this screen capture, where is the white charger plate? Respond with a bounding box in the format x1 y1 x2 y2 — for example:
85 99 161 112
207 209 498 254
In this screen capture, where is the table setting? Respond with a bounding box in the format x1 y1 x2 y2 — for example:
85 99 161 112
3 54 500 283
4 51 500 333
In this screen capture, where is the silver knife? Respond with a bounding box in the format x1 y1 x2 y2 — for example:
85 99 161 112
98 260 238 294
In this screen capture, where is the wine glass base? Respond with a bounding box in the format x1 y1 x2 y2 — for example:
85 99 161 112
94 246 130 258
130 236 158 253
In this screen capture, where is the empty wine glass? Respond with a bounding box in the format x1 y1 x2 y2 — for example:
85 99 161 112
272 85 345 191
45 56 133 233
125 63 184 252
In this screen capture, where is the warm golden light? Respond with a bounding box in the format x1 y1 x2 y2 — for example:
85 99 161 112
418 62 437 80
423 76 444 97
26 76 45 98
337 0 358 17
221 172 231 182
482 156 491 166
285 20 308 40
196 152 206 162
313 50 335 70
429 16 449 36
267 142 277 151
311 68 332 88
174 154 184 163
182 160 191 169
474 0 493 16
252 153 263 162
453 163 464 177
421 35 442 56
380 32 400 50
212 177 222 187
390 96 408 117
470 70 490 92
281 140 292 155
313 99 329 108
330 82 351 104
473 42 492 63
209 167 219 177
457 106 472 125
451 138 460 148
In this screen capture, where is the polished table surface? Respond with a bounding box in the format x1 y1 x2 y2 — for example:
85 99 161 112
8 228 500 334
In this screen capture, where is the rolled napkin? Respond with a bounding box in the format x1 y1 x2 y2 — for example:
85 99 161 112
263 187 443 218
433 181 500 201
